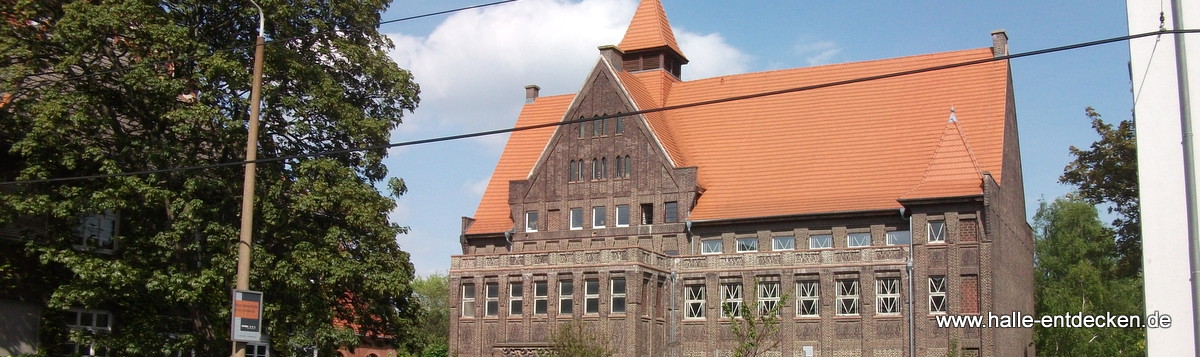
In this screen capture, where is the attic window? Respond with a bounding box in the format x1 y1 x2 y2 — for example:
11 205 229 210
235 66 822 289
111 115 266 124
664 202 678 223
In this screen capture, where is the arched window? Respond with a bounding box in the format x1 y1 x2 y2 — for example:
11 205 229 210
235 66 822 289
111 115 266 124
615 156 624 178
569 160 577 182
592 115 604 137
624 155 631 178
578 118 586 138
592 159 600 180
600 157 607 179
616 112 624 133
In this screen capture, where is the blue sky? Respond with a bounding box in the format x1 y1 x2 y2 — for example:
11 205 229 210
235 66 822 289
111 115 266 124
376 0 1134 276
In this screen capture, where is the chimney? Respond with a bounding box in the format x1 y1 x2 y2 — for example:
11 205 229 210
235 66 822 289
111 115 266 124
598 45 623 71
524 85 540 103
991 30 1008 58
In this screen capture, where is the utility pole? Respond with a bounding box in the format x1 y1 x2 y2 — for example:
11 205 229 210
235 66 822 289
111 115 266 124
234 2 266 357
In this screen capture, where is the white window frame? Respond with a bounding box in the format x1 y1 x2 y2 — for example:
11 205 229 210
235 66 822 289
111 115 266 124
848 232 871 247
736 238 758 253
809 234 832 249
485 282 499 316
460 283 476 317
559 280 574 314
720 282 743 318
592 206 606 228
509 282 523 316
887 230 912 245
876 277 900 315
534 281 548 315
615 205 630 227
569 208 583 230
584 279 600 315
684 284 706 319
772 236 795 251
701 239 723 255
611 277 627 313
525 211 538 232
66 309 113 357
756 281 781 316
836 279 859 315
797 281 819 317
929 276 947 314
928 220 946 243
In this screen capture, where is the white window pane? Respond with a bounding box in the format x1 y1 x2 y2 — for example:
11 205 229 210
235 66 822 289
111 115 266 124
616 205 629 226
928 221 946 242
592 207 606 228
772 236 795 251
701 240 722 254
887 231 911 245
810 235 832 249
848 233 871 247
736 238 758 252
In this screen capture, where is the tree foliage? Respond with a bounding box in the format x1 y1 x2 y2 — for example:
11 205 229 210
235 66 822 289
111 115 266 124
1060 107 1140 276
1033 197 1144 356
411 272 450 354
1 0 420 355
722 281 789 357
542 320 614 357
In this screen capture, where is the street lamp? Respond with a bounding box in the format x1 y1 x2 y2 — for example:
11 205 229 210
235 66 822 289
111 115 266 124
233 1 266 357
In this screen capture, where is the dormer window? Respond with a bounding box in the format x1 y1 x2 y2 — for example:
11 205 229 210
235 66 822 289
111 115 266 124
525 211 538 232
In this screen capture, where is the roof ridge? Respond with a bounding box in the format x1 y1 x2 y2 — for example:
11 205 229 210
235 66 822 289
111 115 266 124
675 47 993 86
950 109 984 174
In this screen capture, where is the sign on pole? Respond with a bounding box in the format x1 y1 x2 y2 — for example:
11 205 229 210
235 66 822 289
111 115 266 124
231 289 264 342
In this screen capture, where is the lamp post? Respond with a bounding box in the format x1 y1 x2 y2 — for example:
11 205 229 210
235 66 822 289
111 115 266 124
233 1 265 357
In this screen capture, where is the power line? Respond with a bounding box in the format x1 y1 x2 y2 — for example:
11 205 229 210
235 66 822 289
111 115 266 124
13 0 520 85
2 28 1197 186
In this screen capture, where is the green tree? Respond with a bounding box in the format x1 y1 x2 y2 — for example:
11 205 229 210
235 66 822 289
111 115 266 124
411 272 450 354
722 281 789 357
1033 197 1144 356
542 320 614 357
1060 107 1140 276
1 0 420 356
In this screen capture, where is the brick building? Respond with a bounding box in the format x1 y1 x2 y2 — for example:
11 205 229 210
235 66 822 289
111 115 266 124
449 1 1034 356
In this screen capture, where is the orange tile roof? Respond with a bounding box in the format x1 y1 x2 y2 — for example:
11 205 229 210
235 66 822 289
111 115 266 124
617 0 686 59
662 48 1008 221
465 94 574 235
901 116 985 200
467 48 1010 233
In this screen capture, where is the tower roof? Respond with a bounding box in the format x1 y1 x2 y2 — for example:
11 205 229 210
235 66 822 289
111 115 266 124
618 0 686 60
901 111 986 200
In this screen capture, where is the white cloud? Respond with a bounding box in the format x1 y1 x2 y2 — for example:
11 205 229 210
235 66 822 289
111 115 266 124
464 176 491 197
675 31 753 80
384 0 753 137
794 40 842 66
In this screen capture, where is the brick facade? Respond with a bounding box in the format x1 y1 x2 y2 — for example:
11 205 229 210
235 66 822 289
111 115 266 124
449 3 1034 355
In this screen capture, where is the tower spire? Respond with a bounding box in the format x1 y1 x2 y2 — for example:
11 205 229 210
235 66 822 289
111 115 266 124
615 0 687 78
618 0 685 58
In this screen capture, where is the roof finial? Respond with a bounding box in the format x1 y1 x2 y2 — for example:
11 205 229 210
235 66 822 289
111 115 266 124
948 106 958 123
